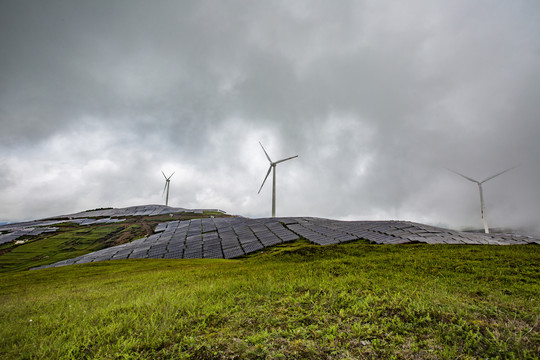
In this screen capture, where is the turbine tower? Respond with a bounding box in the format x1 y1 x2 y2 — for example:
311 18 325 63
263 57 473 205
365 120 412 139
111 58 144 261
161 171 175 206
447 166 518 233
258 142 298 217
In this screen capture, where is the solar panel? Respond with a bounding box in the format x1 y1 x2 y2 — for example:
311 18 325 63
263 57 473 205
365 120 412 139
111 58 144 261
29 216 540 269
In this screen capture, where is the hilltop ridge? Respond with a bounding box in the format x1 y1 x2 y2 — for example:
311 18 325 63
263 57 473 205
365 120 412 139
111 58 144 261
1 204 539 272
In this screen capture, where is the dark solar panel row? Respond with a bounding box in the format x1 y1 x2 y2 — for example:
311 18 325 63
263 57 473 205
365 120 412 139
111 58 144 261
32 217 540 270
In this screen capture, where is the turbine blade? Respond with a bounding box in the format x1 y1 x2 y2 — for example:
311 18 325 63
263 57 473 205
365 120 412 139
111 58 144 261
446 168 479 184
168 171 175 180
259 142 272 163
275 155 298 164
162 171 167 180
258 166 272 194
162 182 168 197
481 165 519 184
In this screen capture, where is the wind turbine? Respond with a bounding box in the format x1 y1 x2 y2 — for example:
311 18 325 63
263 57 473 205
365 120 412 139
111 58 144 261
161 171 175 206
258 142 298 217
447 166 518 233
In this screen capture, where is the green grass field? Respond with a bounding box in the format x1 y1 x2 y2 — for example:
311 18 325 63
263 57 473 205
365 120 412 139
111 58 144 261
1 240 538 359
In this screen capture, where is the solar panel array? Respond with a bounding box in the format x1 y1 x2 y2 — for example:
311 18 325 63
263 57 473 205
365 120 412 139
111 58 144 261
33 217 300 269
63 204 222 219
32 217 540 270
292 218 540 246
0 205 221 246
0 227 58 245
0 218 124 245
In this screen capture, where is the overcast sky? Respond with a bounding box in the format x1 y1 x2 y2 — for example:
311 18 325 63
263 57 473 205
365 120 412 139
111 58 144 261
1 0 539 232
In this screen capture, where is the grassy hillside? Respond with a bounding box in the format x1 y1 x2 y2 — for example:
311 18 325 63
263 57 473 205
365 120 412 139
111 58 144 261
1 240 538 359
0 222 140 272
0 212 230 272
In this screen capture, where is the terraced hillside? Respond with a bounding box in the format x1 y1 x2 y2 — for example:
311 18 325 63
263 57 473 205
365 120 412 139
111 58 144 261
0 205 228 272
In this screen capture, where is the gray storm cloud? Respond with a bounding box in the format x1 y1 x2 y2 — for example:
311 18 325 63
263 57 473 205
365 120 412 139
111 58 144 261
1 0 539 233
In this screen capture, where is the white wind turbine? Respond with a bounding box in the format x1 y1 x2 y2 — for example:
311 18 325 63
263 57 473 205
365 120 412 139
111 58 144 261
447 166 518 233
161 171 175 206
258 142 298 217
